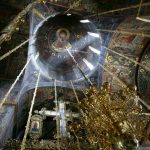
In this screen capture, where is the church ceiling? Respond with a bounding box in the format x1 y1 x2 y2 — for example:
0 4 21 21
0 0 149 79
0 1 149 101
0 0 150 149
0 0 149 100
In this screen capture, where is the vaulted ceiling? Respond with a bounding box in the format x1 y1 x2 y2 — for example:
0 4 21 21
0 0 149 85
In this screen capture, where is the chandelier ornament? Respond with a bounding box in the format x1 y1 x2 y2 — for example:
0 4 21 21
69 83 149 150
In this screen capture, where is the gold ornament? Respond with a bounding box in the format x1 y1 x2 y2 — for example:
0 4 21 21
70 82 149 150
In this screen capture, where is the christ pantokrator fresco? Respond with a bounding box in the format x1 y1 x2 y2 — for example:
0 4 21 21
51 28 72 53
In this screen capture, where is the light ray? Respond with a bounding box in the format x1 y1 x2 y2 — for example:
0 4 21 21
21 72 41 150
73 67 81 78
67 13 72 16
71 50 89 54
89 46 101 55
80 19 90 23
83 58 94 70
87 32 100 38
0 57 32 110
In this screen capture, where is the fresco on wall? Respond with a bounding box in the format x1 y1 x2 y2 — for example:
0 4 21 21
103 16 150 92
137 43 150 104
19 2 110 97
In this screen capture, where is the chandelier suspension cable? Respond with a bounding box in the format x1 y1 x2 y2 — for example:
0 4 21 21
138 98 150 110
70 80 88 127
136 0 150 23
0 1 39 46
88 2 150 17
21 72 41 150
64 0 81 14
66 49 93 86
103 46 150 72
54 79 61 150
99 63 127 88
70 81 88 139
0 57 32 110
99 63 150 110
137 0 143 17
97 29 150 38
70 81 80 104
0 39 29 61
32 8 46 20
80 88 88 98
72 128 81 150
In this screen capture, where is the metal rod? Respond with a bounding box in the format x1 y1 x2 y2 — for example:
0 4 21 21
103 46 150 72
54 79 61 150
32 8 46 20
137 0 143 17
99 62 150 110
138 98 150 111
64 0 81 14
0 39 29 61
70 81 80 104
136 17 150 23
136 0 150 22
99 63 127 88
97 29 150 38
70 80 86 118
0 1 37 45
21 72 41 150
66 49 93 86
88 2 150 17
72 129 81 150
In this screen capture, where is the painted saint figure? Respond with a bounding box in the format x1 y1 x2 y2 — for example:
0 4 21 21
51 28 72 53
31 121 39 132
